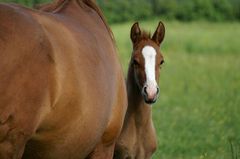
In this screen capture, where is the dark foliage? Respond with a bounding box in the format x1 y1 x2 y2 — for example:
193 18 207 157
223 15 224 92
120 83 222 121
0 0 239 23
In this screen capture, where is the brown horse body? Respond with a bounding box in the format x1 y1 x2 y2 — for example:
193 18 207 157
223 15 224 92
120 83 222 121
0 0 127 158
114 22 165 159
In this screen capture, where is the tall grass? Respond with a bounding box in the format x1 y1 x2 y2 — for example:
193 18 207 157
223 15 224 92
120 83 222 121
111 20 240 159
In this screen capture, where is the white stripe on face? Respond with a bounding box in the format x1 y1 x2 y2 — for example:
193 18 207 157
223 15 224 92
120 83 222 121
142 45 157 87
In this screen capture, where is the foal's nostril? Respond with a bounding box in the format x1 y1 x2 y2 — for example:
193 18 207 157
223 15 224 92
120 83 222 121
143 86 147 94
156 87 159 94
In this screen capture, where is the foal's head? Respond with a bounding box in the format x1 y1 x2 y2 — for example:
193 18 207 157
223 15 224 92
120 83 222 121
130 22 165 104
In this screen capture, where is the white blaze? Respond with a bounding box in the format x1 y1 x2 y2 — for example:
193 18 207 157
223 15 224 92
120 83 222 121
142 45 157 87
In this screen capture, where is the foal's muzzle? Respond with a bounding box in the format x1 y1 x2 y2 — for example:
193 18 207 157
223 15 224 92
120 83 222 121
142 85 159 104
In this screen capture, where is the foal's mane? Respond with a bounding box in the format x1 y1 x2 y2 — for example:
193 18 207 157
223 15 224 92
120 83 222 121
140 31 151 40
36 0 114 41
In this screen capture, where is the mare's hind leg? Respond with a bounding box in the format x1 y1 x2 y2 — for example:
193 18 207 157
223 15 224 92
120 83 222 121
86 142 115 159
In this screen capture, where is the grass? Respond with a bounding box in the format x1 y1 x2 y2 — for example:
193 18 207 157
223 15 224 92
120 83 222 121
111 20 240 159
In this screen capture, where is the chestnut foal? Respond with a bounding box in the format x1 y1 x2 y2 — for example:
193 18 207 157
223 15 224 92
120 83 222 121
114 22 165 159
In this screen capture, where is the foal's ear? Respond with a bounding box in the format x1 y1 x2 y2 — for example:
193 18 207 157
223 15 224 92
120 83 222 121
152 21 165 46
130 22 141 44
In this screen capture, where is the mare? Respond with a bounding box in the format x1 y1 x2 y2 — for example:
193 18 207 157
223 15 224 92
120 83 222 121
0 0 127 158
114 22 165 159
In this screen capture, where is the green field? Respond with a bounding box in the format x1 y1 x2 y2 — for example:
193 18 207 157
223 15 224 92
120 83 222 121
111 20 240 159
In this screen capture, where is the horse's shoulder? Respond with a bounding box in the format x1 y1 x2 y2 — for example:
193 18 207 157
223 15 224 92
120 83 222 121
0 3 54 71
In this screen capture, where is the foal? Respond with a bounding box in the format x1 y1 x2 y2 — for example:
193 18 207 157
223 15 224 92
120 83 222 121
114 22 165 159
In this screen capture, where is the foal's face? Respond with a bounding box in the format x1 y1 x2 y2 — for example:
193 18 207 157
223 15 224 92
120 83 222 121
130 22 165 104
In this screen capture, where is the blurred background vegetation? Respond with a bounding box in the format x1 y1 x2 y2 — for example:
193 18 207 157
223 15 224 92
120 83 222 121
98 0 240 23
1 0 240 158
0 0 240 23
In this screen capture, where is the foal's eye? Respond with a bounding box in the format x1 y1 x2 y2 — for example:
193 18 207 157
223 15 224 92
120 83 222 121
160 60 165 65
158 60 165 69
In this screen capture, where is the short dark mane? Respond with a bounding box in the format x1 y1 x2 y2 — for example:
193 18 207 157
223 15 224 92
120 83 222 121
141 31 151 40
35 0 114 42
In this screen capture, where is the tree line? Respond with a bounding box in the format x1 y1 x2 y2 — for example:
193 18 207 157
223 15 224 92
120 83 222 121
1 0 240 23
98 0 240 23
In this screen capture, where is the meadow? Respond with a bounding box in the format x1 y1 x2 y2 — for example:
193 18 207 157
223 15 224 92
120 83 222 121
111 20 240 159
